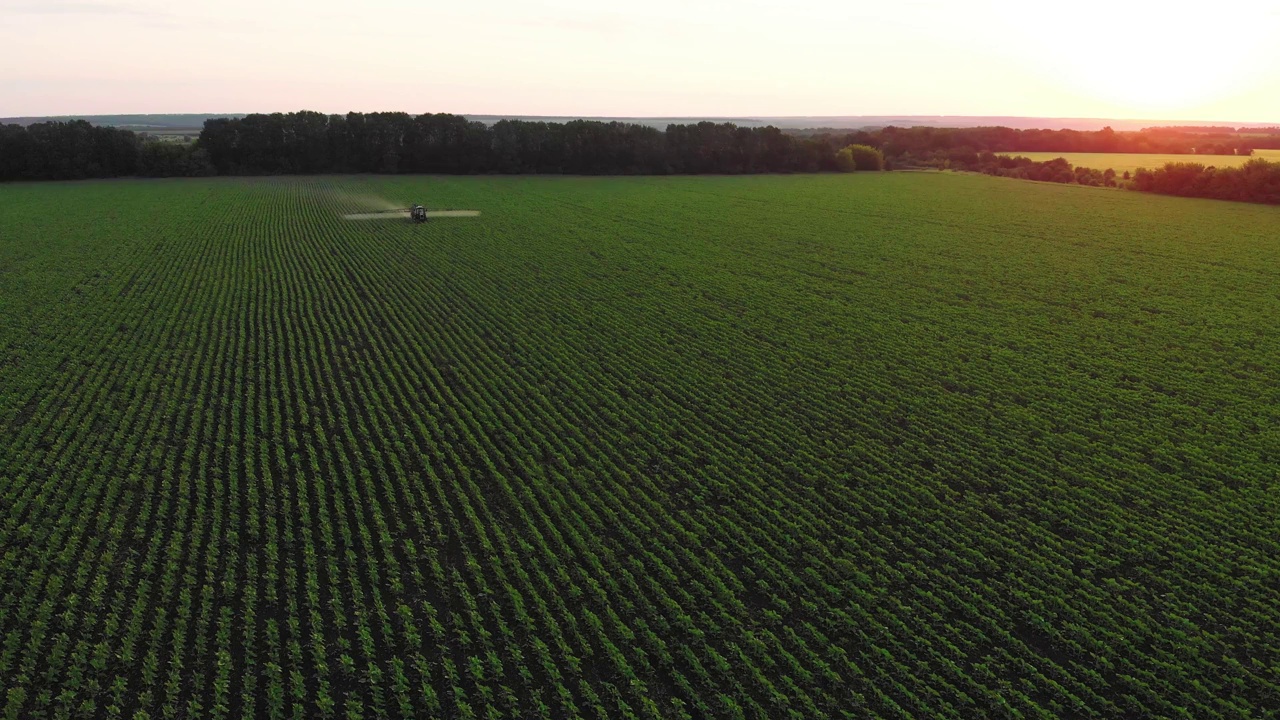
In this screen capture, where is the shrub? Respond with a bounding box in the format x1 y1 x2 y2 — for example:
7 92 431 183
835 144 885 172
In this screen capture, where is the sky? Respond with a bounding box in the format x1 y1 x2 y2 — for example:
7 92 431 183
3 0 1280 122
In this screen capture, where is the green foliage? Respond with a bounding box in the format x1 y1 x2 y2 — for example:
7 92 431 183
998 150 1280 175
1 173 1278 718
836 144 884 171
1133 158 1280 204
136 141 215 178
834 147 857 172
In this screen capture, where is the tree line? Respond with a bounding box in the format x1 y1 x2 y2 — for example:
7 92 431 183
1131 159 1280 204
969 154 1119 187
1145 125 1280 135
951 152 1280 205
196 112 858 175
5 112 1259 183
189 115 1259 176
825 125 1257 162
0 120 217 181
2 112 1277 203
0 121 144 180
0 113 856 180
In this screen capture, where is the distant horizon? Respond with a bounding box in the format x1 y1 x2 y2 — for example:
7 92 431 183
6 111 1280 123
4 112 1279 134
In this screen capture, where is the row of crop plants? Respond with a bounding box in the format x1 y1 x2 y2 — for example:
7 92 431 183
2 175 1277 719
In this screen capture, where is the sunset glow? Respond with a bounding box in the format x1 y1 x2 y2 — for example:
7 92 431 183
2 0 1279 121
987 0 1277 117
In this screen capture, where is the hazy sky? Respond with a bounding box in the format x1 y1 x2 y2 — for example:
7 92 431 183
3 0 1279 121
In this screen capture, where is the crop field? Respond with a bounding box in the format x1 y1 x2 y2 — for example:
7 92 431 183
1 173 1279 719
999 149 1280 173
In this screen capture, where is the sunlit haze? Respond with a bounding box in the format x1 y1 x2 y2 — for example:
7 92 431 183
3 0 1279 121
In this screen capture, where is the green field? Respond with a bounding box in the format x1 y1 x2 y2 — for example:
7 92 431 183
2 173 1279 719
1000 148 1280 173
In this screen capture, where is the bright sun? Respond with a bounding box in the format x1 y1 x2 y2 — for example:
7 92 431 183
993 0 1272 116
1064 41 1260 114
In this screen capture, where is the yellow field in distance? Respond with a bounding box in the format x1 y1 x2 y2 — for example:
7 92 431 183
999 149 1280 174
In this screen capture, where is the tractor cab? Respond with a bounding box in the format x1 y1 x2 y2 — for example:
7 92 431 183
409 205 428 223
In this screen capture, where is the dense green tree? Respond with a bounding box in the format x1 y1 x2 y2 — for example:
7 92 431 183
835 145 883 172
0 120 138 180
137 141 216 177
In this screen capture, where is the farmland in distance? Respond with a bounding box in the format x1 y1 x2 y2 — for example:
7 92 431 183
1 173 1278 719
999 148 1280 173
